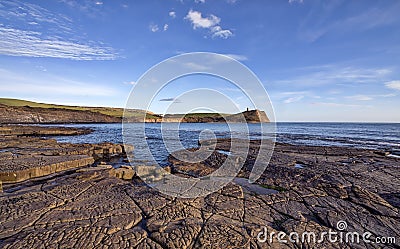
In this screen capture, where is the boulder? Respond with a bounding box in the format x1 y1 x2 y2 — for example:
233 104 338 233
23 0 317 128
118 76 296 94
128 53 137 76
135 165 170 182
111 166 135 180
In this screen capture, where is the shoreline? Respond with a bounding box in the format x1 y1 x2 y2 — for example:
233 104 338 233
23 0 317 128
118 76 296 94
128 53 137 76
35 122 400 157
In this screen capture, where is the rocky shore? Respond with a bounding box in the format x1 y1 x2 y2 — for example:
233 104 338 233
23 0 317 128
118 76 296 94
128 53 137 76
0 126 399 248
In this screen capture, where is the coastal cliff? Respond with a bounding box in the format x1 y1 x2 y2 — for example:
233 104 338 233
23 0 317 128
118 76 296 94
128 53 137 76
0 104 121 123
0 98 269 123
143 110 270 123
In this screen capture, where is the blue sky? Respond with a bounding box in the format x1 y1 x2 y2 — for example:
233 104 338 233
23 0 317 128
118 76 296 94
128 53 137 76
0 0 399 122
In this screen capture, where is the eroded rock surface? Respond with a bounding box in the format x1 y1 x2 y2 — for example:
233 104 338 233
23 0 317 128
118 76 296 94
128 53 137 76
0 131 399 248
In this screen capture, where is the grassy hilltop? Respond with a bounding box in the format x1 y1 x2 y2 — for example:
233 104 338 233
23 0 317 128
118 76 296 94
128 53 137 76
0 98 159 119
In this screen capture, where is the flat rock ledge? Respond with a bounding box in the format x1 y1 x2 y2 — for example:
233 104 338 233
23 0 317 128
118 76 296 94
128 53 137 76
0 126 132 184
0 125 92 136
0 130 399 248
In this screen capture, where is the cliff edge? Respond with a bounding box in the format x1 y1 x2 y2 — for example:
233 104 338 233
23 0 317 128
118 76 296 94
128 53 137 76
0 98 270 123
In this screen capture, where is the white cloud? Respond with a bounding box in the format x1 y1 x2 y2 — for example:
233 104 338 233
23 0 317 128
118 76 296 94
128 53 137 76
185 10 233 39
345 95 373 101
284 95 304 104
385 80 400 90
289 0 303 3
169 11 176 18
223 54 248 61
0 27 118 60
211 26 233 39
163 24 169 31
149 24 159 32
95 1 103 5
185 10 220 29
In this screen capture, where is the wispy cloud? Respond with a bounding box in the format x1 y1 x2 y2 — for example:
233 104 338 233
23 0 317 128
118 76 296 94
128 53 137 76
183 62 211 71
289 0 303 4
345 93 396 101
223 54 248 61
272 90 320 104
149 24 159 32
194 0 206 3
311 102 371 108
185 10 233 39
59 0 105 17
163 24 169 31
0 0 118 60
281 91 308 95
272 64 392 87
385 80 400 90
299 2 400 42
284 95 304 104
0 0 73 35
345 95 372 101
0 27 118 60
